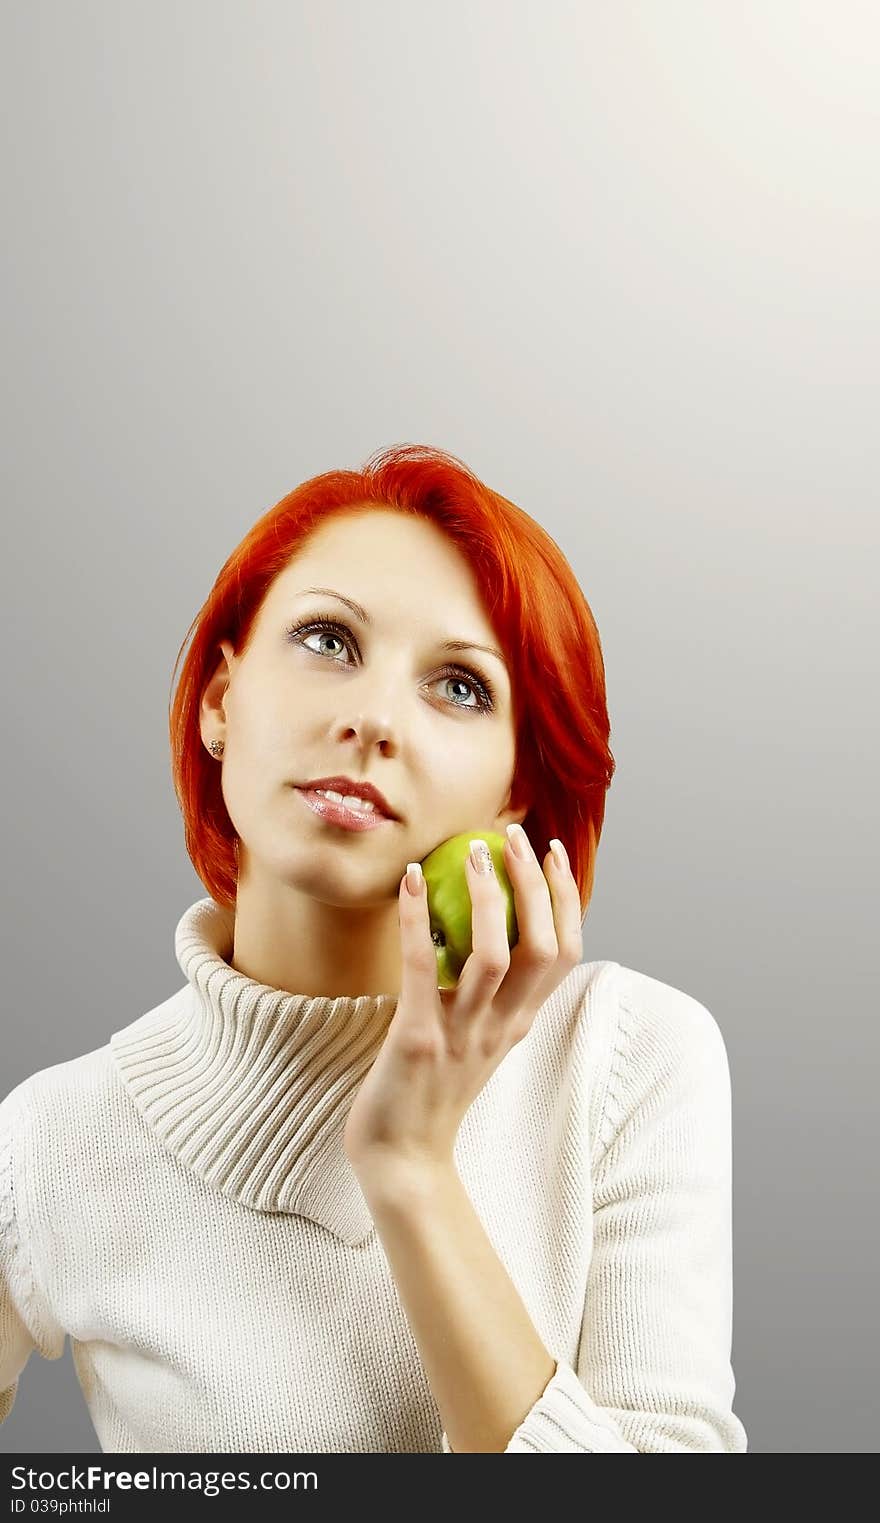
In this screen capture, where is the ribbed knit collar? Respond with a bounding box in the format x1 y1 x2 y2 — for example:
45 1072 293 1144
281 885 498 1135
109 896 400 1248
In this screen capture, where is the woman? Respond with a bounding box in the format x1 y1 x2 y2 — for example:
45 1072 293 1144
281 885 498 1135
0 443 748 1453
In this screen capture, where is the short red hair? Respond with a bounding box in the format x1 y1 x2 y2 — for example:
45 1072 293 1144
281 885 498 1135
169 443 616 917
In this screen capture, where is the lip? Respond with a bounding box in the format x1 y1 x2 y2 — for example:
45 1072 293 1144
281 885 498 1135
294 787 395 832
294 774 399 820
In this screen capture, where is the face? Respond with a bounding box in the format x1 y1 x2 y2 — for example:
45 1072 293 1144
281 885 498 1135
200 508 528 910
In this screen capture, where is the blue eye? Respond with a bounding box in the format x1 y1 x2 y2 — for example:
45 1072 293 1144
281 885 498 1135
285 615 496 713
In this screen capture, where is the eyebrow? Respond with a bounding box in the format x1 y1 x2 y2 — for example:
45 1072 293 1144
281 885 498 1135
295 587 508 670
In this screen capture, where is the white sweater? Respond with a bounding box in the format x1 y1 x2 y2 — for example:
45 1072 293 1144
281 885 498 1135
1 896 747 1453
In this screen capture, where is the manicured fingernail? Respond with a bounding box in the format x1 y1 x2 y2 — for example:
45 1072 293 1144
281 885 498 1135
505 822 529 859
549 838 568 872
469 838 493 874
406 861 423 895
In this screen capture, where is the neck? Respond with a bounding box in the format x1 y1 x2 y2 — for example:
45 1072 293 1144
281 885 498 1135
231 867 404 999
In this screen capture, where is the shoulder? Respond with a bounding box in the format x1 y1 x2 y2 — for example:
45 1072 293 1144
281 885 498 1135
1 984 187 1148
0 1047 113 1201
592 962 733 1163
0 1021 155 1223
612 964 731 1086
540 956 622 1045
1 1043 119 1140
538 956 726 1081
537 958 731 1157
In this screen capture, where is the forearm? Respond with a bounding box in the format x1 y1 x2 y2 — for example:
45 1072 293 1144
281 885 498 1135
357 1161 557 1454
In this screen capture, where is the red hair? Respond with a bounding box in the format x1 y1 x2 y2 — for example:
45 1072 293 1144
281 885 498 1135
169 443 616 917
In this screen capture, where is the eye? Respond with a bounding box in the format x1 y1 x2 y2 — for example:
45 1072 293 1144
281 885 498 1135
285 615 496 713
432 667 493 712
298 621 348 662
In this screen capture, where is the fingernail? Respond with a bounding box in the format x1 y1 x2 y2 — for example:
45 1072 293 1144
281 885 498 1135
406 861 423 895
469 838 493 874
549 838 568 872
505 822 529 859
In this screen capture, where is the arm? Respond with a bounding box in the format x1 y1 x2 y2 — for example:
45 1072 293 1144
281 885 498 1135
360 1159 646 1453
360 985 748 1454
0 1280 35 1426
0 1086 66 1425
359 1162 557 1454
572 987 748 1453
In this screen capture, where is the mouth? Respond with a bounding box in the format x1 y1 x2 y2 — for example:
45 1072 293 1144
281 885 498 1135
293 786 397 833
292 774 400 821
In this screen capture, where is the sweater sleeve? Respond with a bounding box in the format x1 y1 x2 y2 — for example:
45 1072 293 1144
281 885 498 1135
0 1085 66 1425
442 976 748 1453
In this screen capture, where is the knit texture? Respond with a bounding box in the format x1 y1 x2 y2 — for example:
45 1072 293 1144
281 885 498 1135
1 896 747 1452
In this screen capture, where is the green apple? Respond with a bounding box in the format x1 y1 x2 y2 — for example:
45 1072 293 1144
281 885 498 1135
421 830 519 989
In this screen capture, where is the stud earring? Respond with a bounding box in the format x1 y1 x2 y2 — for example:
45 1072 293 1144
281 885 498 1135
209 739 225 758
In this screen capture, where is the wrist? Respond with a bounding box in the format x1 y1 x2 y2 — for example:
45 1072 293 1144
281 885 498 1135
349 1150 457 1212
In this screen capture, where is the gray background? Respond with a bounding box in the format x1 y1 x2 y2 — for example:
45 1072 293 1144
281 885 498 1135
2 0 877 1455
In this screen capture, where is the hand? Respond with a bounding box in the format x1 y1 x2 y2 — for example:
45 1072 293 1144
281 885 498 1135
343 828 584 1181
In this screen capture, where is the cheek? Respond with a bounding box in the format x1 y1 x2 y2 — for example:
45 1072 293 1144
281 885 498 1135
236 689 289 751
427 750 505 810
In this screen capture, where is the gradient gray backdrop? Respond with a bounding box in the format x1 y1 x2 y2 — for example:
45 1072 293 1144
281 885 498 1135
2 0 877 1455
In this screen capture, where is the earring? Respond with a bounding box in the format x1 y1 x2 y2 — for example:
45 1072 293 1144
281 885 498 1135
209 739 225 758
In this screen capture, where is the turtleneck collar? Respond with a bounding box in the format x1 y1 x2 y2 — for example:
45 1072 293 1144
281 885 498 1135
109 896 400 1248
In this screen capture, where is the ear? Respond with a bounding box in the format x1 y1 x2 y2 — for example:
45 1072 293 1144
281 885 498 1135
199 639 236 749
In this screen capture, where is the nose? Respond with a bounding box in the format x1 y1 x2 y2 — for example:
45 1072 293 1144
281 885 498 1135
331 710 399 757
